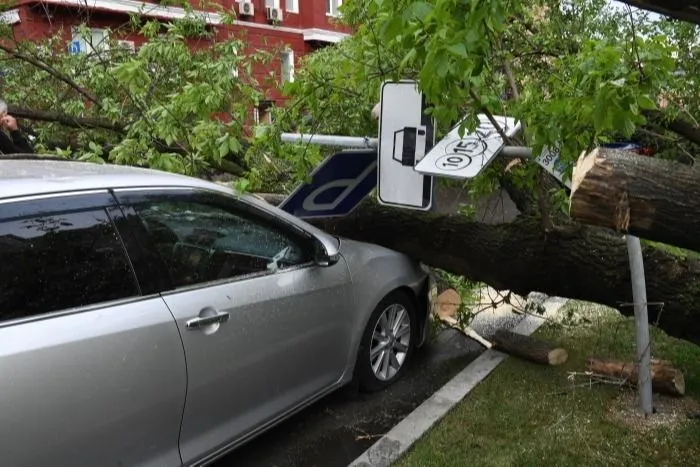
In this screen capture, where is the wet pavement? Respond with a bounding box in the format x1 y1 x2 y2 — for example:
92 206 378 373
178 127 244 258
214 289 532 467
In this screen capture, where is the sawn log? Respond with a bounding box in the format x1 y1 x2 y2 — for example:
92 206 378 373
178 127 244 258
586 357 685 397
570 147 700 252
492 329 568 366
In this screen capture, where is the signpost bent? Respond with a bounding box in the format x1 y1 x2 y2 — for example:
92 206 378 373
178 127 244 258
279 150 377 219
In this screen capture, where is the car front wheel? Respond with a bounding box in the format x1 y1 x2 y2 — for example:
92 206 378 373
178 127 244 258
356 290 416 392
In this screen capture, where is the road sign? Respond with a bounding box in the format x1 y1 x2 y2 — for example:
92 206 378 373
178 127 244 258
377 80 435 210
535 146 572 189
278 150 377 219
414 114 521 180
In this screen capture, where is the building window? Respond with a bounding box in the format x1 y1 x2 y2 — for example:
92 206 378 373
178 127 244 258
280 49 294 83
265 0 280 7
69 28 110 56
327 0 342 16
286 0 298 13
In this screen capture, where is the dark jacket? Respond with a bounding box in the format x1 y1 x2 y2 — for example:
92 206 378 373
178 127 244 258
0 129 34 154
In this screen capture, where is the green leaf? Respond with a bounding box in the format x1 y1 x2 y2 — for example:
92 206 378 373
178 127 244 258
446 42 468 58
638 94 657 110
405 1 432 21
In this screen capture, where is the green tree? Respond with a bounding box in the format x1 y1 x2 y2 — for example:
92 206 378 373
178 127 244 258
0 3 271 176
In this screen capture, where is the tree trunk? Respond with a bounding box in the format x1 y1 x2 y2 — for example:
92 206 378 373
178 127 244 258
492 329 568 366
570 147 700 252
586 357 685 397
306 200 700 345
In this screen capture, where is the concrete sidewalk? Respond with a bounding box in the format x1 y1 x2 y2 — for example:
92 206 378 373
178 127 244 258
348 293 568 467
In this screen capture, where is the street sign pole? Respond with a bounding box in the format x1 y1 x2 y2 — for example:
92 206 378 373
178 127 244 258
626 236 654 415
281 133 378 149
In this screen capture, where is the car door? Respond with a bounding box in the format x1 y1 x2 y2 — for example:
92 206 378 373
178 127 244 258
114 187 356 464
0 191 187 467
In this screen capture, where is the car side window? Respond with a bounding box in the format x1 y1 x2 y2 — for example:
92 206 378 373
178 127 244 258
0 208 140 323
131 197 313 288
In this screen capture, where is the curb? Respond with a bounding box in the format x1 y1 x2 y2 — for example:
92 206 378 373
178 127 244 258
348 296 569 467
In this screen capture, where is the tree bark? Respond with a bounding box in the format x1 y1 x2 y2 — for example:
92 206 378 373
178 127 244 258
586 357 685 397
304 200 700 345
570 147 700 252
8 106 124 132
493 329 568 366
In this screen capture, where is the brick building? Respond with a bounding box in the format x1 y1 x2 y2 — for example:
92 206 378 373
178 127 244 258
2 1 352 121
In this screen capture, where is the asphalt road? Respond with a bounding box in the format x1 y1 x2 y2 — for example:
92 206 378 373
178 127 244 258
214 289 530 467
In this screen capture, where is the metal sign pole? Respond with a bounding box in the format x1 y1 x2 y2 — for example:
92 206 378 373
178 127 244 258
626 234 653 415
281 133 378 149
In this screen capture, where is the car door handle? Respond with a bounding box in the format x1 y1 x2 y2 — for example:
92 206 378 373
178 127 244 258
186 311 230 330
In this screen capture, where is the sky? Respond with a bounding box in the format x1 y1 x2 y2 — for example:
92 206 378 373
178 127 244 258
606 0 662 21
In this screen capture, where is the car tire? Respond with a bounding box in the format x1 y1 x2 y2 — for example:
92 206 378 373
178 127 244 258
356 290 417 393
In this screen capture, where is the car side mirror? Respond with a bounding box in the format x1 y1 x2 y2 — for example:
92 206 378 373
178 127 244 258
313 239 340 267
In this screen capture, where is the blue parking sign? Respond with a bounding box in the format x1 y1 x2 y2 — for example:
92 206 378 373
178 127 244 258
279 150 377 219
69 41 82 55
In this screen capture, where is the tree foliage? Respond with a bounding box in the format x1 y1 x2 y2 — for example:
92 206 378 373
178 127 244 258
0 3 272 175
270 0 699 214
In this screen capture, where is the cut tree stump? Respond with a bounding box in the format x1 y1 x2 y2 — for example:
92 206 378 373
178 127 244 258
432 288 493 348
569 146 700 252
586 357 685 397
492 329 569 366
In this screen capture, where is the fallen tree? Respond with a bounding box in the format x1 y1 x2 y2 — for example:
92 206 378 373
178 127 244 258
302 200 700 345
570 147 700 252
7 0 700 348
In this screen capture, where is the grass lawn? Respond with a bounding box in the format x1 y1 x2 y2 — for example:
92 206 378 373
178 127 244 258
396 300 700 467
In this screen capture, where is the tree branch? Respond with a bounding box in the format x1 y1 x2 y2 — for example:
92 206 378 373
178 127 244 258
645 110 700 146
0 44 102 107
8 105 124 132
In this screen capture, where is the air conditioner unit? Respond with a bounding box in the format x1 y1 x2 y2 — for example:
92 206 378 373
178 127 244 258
239 1 254 16
116 40 135 53
266 6 283 22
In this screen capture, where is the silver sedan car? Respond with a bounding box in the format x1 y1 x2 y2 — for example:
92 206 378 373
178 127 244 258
0 157 434 467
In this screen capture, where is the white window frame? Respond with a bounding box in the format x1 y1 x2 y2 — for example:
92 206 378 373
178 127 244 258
327 0 343 16
265 0 280 8
231 46 239 78
280 49 294 84
285 0 298 13
70 27 110 56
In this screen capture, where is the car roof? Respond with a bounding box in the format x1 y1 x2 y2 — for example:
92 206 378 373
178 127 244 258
0 156 233 200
